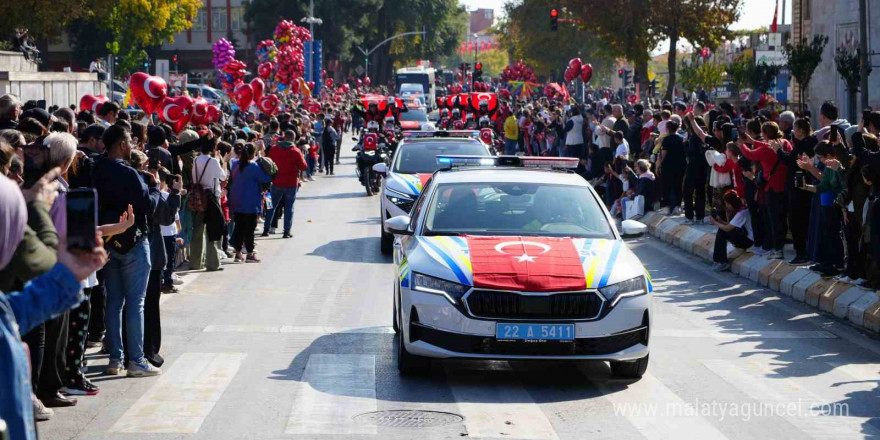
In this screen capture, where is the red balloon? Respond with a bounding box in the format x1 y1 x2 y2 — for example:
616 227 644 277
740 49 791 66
363 76 371 86
129 72 167 115
233 83 254 110
580 63 593 83
250 78 265 106
325 78 334 87
79 94 109 113
157 96 194 133
258 62 274 80
356 78 362 87
204 105 222 124
306 81 315 91
191 97 209 125
258 94 280 116
568 58 583 77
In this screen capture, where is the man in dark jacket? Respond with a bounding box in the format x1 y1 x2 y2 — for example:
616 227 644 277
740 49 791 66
682 116 709 224
658 120 687 215
263 130 308 238
321 118 339 175
0 94 21 130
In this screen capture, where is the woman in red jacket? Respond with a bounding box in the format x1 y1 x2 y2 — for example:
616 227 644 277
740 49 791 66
738 122 792 260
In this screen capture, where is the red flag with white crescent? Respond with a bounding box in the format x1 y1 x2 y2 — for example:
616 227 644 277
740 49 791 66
771 0 779 33
465 237 587 292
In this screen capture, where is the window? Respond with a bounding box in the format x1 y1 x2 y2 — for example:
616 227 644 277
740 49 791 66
212 7 227 32
192 8 207 31
231 7 245 31
484 10 492 20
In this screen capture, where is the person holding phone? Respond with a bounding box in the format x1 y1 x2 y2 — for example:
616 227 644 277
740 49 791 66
708 190 754 272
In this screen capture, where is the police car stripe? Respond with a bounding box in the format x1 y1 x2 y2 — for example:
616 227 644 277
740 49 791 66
436 236 473 275
584 240 608 288
392 174 420 195
597 241 623 288
421 238 470 285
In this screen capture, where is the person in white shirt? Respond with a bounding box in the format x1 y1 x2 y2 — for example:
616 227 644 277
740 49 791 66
598 105 617 150
612 131 629 160
88 58 104 73
708 190 754 272
190 142 227 271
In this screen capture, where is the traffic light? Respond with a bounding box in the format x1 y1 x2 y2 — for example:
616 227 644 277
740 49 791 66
550 8 558 31
622 69 632 86
632 70 641 85
618 69 623 78
474 62 483 82
143 55 150 71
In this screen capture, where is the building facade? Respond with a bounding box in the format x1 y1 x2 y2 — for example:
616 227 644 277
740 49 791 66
793 0 878 120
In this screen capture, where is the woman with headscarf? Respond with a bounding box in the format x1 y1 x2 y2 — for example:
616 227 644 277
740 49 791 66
0 172 109 440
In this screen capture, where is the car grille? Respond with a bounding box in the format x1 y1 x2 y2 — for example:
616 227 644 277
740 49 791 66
466 290 603 320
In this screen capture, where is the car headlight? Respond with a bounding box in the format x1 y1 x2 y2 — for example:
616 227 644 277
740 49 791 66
413 272 469 305
599 276 648 307
386 188 415 207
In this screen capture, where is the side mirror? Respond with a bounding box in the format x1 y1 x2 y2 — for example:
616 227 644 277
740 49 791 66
621 219 647 238
372 162 388 175
386 215 412 236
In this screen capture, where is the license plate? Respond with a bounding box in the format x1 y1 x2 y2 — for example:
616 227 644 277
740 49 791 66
495 323 575 341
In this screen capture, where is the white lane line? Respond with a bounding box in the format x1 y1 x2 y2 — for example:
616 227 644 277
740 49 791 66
285 354 377 435
654 329 838 339
202 324 394 334
448 368 559 440
109 353 246 433
594 372 729 440
701 360 879 439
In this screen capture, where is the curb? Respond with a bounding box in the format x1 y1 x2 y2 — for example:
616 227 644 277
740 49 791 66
641 211 880 334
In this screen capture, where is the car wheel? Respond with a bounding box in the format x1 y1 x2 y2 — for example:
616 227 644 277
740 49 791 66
610 354 649 379
396 329 430 375
380 227 393 254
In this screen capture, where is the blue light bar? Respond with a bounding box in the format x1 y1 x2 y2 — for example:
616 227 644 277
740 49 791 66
435 155 580 170
435 155 497 167
402 130 481 140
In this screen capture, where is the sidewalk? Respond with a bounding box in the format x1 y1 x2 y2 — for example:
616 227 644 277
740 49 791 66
640 210 880 334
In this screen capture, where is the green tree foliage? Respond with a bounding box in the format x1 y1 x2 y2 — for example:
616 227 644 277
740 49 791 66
725 53 752 92
496 0 612 82
0 0 108 41
443 49 509 78
749 62 781 95
835 46 870 120
783 35 828 111
678 53 725 92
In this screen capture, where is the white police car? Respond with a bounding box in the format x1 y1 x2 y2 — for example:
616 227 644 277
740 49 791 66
373 131 491 254
388 155 653 378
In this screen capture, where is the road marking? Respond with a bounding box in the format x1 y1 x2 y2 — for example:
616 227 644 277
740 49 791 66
448 367 559 440
202 324 394 334
286 354 377 435
594 372 729 440
654 329 838 339
109 352 245 433
701 360 877 439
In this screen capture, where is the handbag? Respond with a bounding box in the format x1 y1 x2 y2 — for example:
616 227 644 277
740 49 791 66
187 159 210 213
624 195 645 220
755 156 780 190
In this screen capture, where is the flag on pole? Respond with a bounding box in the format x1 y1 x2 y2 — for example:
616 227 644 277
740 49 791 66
771 0 779 32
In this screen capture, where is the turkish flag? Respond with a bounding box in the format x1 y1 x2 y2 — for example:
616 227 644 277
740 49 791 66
771 0 779 33
466 236 587 292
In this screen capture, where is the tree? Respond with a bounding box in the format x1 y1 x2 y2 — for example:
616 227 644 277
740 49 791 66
835 46 870 121
97 0 202 73
497 0 612 82
443 48 509 78
565 0 740 100
749 62 781 96
678 53 725 93
783 35 829 113
725 53 752 93
0 0 110 41
68 19 114 70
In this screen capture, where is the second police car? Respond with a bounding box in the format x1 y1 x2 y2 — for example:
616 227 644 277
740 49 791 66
373 131 492 254
388 155 653 378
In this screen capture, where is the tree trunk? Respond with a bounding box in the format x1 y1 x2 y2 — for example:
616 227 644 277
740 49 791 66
664 32 678 102
635 57 649 100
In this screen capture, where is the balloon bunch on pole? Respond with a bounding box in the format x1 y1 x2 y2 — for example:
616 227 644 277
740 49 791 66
272 20 309 93
563 57 593 83
500 60 537 82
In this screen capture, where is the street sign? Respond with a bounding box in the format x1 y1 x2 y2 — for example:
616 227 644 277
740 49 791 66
355 65 365 76
169 73 187 89
768 33 782 47
755 50 786 66
155 59 169 80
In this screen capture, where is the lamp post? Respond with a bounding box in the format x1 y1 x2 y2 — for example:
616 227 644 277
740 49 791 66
301 0 323 84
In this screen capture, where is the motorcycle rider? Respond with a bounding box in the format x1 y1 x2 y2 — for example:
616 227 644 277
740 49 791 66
451 108 464 130
439 109 451 129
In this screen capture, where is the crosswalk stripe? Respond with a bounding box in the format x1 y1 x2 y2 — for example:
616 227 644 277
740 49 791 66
654 329 837 339
109 352 246 433
202 324 394 334
447 365 559 440
701 360 878 439
593 372 729 440
285 354 378 435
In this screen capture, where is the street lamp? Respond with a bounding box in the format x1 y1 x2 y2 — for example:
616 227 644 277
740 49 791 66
301 0 323 84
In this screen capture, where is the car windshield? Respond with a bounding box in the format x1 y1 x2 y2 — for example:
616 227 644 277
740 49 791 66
400 84 424 93
202 88 221 99
423 182 615 239
401 109 427 122
393 142 487 174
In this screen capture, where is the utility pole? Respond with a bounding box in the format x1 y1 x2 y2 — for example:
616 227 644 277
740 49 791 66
301 0 323 83
858 0 869 111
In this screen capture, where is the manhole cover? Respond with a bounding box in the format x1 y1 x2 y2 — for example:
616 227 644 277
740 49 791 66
353 410 463 428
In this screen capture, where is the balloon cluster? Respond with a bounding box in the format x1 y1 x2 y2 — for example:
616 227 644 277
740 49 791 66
219 59 247 93
472 82 491 92
256 40 277 64
500 60 537 82
271 20 309 91
212 38 236 70
563 58 593 83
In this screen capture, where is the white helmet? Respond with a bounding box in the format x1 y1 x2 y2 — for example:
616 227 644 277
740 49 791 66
367 120 380 131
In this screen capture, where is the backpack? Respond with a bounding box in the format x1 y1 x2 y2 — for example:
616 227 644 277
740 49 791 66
187 159 210 213
256 156 278 192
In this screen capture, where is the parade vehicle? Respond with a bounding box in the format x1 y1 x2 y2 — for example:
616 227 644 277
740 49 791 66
399 108 430 130
387 155 653 378
374 131 491 254
353 121 392 196
396 66 436 110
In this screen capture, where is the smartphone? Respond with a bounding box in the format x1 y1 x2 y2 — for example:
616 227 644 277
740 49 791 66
794 171 805 188
830 124 838 142
730 127 739 141
865 109 873 124
66 188 98 252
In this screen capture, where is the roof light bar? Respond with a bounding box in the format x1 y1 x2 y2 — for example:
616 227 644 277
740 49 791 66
436 155 497 167
401 130 481 140
434 155 580 170
518 157 580 169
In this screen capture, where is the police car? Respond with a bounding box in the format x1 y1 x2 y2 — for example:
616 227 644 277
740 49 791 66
373 131 492 254
388 155 653 378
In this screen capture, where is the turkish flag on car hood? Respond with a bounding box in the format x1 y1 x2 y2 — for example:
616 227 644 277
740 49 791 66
466 236 586 292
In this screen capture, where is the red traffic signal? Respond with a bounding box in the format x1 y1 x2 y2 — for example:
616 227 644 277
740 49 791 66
550 8 559 17
475 62 482 71
618 69 623 77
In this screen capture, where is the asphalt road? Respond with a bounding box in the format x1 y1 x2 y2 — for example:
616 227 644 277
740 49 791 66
40 137 880 440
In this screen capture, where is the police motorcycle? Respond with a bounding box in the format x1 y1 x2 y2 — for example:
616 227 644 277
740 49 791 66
352 120 390 196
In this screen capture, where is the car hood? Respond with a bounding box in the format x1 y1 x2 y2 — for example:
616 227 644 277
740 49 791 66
403 236 650 292
387 172 432 197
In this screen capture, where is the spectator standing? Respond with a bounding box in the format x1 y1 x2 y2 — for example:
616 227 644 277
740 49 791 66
779 119 818 265
190 139 227 272
264 130 308 238
657 120 686 215
229 144 272 262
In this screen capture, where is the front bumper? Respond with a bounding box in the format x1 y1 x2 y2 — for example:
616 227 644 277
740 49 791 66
401 287 651 361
